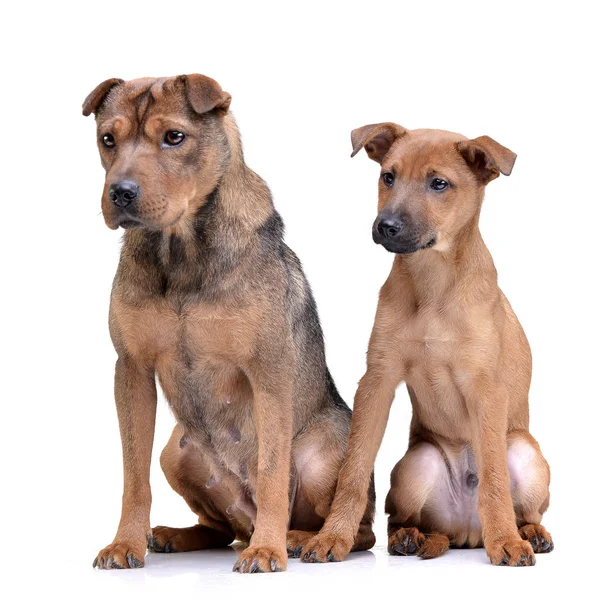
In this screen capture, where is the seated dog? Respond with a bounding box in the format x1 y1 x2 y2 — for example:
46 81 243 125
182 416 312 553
83 74 374 573
300 123 553 566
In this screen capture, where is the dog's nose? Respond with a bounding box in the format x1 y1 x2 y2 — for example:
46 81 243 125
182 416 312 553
109 181 139 208
377 217 403 239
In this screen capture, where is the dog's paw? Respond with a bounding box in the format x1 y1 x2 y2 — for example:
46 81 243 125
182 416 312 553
286 530 315 558
232 545 287 573
147 526 188 553
388 527 425 556
417 532 450 559
93 540 146 569
519 523 554 554
300 531 352 563
486 536 536 566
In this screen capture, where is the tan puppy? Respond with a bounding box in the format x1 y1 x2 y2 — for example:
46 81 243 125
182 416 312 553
299 123 553 566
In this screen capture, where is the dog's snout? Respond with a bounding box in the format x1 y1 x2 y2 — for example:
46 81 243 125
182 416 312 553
377 217 403 239
109 181 139 208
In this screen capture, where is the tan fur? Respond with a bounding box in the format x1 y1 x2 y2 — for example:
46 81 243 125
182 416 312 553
301 124 552 567
84 75 374 573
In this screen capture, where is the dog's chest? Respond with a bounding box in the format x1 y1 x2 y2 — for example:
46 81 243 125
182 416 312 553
114 297 261 459
397 305 471 436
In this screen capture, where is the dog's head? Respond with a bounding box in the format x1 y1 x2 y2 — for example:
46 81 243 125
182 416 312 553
351 123 516 254
83 75 232 230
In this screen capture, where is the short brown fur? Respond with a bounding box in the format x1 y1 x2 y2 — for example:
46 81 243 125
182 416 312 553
300 123 552 566
84 75 374 573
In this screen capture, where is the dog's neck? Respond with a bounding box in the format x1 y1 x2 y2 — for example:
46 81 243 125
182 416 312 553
120 114 277 297
398 215 499 307
214 113 274 228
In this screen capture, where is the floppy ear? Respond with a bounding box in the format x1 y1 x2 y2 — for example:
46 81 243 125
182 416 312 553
350 122 408 163
178 74 232 114
456 136 517 184
82 78 123 116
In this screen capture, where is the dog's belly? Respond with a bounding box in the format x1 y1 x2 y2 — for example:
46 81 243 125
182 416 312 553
157 352 260 481
419 441 483 548
405 361 470 441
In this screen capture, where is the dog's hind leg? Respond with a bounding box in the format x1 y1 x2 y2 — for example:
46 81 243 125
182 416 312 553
385 442 450 559
508 431 554 554
287 411 376 559
148 525 233 553
148 426 237 553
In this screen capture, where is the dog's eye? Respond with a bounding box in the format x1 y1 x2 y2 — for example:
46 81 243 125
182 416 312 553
101 134 115 148
382 172 394 187
430 178 449 191
164 131 186 146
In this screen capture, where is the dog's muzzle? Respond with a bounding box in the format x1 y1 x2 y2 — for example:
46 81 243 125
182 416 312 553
372 215 436 254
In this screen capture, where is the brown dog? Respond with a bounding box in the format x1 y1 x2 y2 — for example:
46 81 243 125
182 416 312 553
83 74 374 573
299 123 553 566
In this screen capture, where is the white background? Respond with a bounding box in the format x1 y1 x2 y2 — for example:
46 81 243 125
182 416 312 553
2 1 598 598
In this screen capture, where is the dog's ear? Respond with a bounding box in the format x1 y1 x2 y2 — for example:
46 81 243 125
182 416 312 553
350 122 408 163
457 136 517 184
178 74 232 114
82 78 123 117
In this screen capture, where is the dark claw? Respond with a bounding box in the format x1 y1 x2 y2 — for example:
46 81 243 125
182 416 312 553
529 555 535 566
327 551 339 562
93 557 98 568
232 561 240 572
109 559 124 569
126 554 143 569
530 536 539 552
99 557 105 569
250 559 263 573
309 551 317 562
407 540 417 554
148 537 163 552
500 555 509 565
418 548 431 560
164 542 172 553
270 559 280 572
541 539 552 552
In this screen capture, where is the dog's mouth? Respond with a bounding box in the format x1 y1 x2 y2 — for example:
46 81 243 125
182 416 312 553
118 218 143 229
107 208 186 231
379 237 437 254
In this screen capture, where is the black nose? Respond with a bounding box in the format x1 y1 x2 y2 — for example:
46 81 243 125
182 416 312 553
377 217 403 239
109 181 139 208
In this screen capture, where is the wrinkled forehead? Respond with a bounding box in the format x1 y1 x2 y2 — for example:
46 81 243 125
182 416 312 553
97 77 192 128
385 129 470 177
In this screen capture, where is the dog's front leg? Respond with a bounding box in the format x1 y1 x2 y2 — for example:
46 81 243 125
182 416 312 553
301 320 405 563
93 356 157 569
232 359 292 574
467 380 536 566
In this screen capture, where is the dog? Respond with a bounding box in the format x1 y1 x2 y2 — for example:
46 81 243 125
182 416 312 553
83 74 375 573
298 123 553 566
